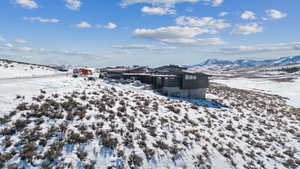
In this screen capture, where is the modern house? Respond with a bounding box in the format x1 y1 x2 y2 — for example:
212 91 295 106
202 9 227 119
102 65 209 99
101 66 149 79
150 65 209 99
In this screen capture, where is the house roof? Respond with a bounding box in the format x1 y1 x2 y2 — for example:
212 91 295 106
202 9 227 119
123 73 176 77
180 71 209 76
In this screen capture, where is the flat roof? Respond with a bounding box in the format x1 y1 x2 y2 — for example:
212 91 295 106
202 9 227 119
122 73 176 77
150 74 176 77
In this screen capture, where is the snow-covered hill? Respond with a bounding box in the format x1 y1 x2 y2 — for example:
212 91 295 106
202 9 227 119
0 60 60 79
190 55 300 68
0 76 299 169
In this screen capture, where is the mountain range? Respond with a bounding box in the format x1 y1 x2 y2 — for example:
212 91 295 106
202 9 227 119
190 55 300 67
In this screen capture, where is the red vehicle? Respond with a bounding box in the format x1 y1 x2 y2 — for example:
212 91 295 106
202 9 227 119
73 68 93 76
79 68 93 76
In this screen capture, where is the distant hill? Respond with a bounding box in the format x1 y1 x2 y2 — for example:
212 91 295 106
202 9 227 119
189 55 300 68
0 59 59 79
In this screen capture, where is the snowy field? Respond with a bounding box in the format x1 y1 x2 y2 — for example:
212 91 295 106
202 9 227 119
213 78 300 108
0 60 59 79
0 75 80 115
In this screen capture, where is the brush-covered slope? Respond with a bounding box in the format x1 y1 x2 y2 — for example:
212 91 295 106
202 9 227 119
0 80 299 169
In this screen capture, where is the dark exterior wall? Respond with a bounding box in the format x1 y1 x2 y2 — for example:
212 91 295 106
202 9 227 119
122 74 153 84
106 72 123 79
152 76 180 89
152 77 162 89
136 75 152 84
113 68 210 90
181 75 209 89
163 77 181 87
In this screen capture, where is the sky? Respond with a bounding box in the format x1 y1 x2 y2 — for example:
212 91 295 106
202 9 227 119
0 0 300 67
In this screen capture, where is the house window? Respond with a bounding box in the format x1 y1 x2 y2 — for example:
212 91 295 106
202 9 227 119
185 75 197 80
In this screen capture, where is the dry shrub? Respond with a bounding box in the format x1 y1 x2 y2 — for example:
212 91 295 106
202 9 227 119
0 128 16 136
143 148 155 160
66 131 90 144
166 105 180 114
100 135 118 149
76 149 88 161
14 119 31 131
283 159 298 169
0 151 16 168
153 140 169 150
43 141 64 162
128 152 143 167
16 102 29 111
20 143 36 162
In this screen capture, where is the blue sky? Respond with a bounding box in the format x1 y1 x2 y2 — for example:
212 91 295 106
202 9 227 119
0 0 300 67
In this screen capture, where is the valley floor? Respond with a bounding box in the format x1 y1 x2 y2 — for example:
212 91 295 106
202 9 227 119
213 77 300 108
0 76 299 169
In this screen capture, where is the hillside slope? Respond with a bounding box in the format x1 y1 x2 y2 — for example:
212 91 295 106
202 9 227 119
0 59 59 79
0 78 299 169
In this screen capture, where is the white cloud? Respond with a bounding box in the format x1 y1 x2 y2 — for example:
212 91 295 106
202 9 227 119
241 11 256 20
15 39 27 44
133 26 225 46
113 50 130 55
16 46 33 52
112 44 176 50
65 0 82 10
120 0 198 7
104 22 118 29
0 43 104 58
219 12 228 17
266 9 287 19
120 0 223 7
23 17 60 23
163 37 225 46
97 22 118 29
176 16 230 30
232 23 263 35
15 0 38 9
1 45 33 52
75 22 92 28
203 0 223 7
185 7 193 12
4 43 14 48
134 26 216 39
141 6 175 15
120 0 224 7
0 36 6 42
210 0 224 7
38 48 102 58
219 42 300 54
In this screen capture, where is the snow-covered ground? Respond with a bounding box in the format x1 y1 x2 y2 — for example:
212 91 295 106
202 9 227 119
0 61 300 169
213 78 300 108
0 75 299 169
0 75 76 115
0 60 59 79
188 65 300 79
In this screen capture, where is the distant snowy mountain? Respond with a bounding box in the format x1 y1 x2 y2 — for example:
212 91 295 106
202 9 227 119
190 55 300 67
